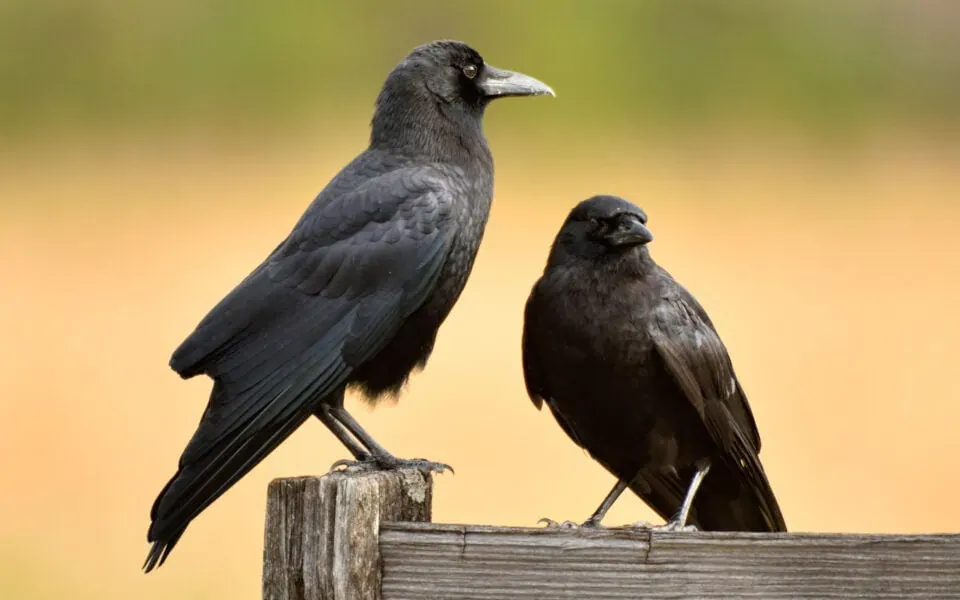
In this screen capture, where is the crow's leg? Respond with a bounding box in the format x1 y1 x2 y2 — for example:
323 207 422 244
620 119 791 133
328 405 452 475
539 479 628 529
583 478 629 526
314 404 374 472
646 461 711 532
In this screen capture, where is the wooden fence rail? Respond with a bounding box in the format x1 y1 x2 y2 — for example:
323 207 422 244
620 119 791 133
262 469 960 599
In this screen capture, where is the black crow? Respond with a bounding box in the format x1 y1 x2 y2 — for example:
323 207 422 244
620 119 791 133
145 40 553 572
523 195 786 533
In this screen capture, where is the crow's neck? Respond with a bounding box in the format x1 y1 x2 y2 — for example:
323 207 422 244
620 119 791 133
600 246 656 278
370 96 491 169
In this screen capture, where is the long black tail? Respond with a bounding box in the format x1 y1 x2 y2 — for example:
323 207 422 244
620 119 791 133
143 406 313 572
145 359 350 571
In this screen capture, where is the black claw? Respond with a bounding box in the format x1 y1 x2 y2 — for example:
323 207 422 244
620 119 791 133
538 518 582 529
626 519 698 532
377 456 454 475
330 455 453 476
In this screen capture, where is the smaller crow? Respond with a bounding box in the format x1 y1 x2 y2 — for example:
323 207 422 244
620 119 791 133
523 195 786 532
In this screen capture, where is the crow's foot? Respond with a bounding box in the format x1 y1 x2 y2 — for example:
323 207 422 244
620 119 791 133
653 519 699 532
538 517 603 529
330 455 453 475
377 456 454 475
626 519 698 532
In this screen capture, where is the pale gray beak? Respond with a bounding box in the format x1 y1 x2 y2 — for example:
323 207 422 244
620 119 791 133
478 65 555 99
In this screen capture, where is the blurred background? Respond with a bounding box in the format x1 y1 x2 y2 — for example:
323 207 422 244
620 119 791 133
2 1 959 598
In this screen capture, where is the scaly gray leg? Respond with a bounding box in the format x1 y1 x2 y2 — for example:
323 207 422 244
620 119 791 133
540 479 629 529
328 405 453 475
314 404 372 471
633 462 711 532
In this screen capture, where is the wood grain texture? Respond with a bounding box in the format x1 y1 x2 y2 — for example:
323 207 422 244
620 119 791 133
379 523 960 599
262 470 432 600
263 473 960 599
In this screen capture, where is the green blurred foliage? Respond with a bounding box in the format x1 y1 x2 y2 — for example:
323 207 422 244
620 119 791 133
2 0 959 138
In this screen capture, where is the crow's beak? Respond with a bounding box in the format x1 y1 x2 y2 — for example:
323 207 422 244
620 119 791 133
607 214 654 247
478 65 555 98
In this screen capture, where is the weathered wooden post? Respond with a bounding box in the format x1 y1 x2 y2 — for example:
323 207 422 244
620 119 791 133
262 469 432 600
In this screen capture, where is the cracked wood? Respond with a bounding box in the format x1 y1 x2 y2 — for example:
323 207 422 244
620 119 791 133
262 471 960 599
262 470 432 600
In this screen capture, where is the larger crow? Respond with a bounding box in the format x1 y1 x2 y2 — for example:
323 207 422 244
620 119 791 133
145 40 553 572
522 196 786 533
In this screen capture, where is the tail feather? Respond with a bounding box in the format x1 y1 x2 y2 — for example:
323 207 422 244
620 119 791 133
143 408 312 572
629 459 787 533
144 352 350 572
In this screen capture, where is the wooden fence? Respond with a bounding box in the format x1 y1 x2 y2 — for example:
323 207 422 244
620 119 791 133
262 469 960 599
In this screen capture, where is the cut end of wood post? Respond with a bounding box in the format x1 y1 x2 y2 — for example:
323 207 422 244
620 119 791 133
262 469 433 600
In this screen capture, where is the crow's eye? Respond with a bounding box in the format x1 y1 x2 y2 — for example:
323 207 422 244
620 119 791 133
462 64 478 79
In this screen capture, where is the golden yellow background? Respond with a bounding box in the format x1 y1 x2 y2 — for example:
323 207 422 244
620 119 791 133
2 2 959 599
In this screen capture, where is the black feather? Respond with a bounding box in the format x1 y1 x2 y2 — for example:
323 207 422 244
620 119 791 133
522 195 786 533
146 39 552 571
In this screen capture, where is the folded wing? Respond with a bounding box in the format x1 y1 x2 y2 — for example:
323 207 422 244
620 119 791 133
145 167 456 570
646 285 786 532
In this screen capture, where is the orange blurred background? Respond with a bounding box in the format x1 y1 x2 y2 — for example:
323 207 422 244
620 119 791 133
2 2 959 599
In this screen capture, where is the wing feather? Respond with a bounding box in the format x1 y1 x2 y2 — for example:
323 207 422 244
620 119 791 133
647 289 785 531
146 166 457 570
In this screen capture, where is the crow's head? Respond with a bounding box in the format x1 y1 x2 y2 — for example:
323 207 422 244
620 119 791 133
372 41 553 149
399 40 553 106
550 196 654 264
